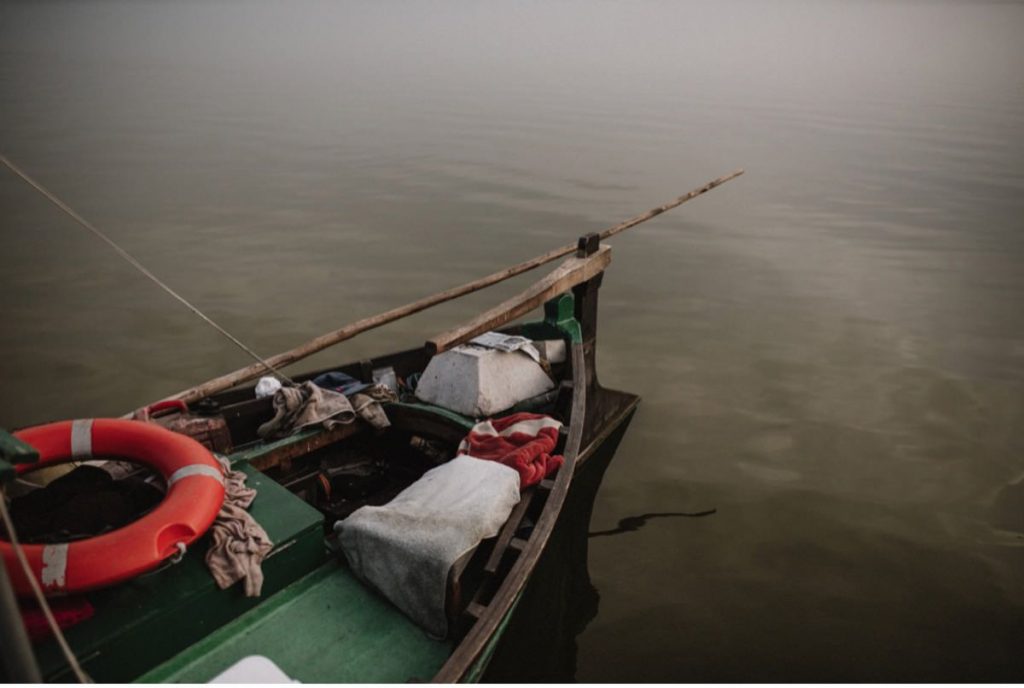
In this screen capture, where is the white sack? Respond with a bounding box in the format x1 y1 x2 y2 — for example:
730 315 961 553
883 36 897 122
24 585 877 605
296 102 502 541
335 455 520 638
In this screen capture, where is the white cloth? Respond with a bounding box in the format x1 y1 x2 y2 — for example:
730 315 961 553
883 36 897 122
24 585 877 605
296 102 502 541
335 455 520 638
255 376 283 399
469 331 542 364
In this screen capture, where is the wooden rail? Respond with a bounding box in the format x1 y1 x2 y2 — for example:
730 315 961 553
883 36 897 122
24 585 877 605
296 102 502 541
426 246 611 355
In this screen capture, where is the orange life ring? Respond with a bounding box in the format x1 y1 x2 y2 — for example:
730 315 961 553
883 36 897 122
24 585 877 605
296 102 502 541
1 418 225 596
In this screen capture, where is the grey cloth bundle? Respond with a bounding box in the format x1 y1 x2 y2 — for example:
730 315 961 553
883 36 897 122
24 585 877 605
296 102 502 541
336 455 521 638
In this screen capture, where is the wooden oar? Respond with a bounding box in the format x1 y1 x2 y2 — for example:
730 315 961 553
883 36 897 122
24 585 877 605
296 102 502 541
161 169 743 406
427 244 611 355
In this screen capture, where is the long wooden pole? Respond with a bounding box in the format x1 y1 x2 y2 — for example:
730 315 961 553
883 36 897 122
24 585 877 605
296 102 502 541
427 246 612 355
162 168 744 405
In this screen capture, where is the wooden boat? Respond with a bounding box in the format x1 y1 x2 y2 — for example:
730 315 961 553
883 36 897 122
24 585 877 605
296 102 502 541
0 157 740 683
0 235 640 683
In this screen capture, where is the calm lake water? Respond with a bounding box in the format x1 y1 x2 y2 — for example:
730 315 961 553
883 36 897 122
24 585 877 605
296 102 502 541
2 0 1023 681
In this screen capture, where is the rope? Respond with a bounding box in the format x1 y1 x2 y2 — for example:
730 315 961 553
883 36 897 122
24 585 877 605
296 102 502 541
0 489 92 683
0 154 294 387
588 509 717 537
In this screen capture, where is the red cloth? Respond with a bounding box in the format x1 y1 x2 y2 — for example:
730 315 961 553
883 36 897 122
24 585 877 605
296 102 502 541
21 597 94 642
457 412 564 488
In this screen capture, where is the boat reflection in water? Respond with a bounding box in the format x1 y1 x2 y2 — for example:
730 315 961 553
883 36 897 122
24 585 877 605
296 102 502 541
484 397 638 683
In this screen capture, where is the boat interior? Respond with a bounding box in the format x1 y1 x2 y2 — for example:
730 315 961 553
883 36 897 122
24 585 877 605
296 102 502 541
4 287 640 683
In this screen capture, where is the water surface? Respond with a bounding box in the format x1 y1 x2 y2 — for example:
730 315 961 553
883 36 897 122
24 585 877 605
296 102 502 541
2 0 1023 681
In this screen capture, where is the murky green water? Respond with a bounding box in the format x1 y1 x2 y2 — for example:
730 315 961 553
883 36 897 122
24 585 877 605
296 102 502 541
2 0 1023 680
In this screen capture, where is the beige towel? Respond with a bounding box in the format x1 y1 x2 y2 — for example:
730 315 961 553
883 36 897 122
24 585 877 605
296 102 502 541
205 456 274 597
350 383 399 431
257 382 356 439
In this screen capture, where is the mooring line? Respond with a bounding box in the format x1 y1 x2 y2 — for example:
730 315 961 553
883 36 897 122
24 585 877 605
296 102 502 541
0 489 91 683
0 155 294 387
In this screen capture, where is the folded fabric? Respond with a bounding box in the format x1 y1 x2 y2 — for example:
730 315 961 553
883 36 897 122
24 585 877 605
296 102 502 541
469 331 542 364
336 455 520 638
457 412 564 488
313 373 399 431
257 382 355 439
205 456 274 597
352 383 399 430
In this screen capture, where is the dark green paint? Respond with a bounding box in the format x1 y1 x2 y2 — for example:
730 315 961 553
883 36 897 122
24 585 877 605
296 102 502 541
0 429 38 485
37 464 327 683
138 562 451 683
542 293 582 344
384 401 476 430
227 426 329 466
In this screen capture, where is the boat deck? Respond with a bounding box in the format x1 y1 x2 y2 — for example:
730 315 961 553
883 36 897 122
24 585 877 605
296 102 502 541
33 450 449 683
33 464 327 682
139 561 451 683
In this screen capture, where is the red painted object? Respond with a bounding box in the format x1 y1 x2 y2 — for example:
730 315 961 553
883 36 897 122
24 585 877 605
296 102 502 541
1 419 225 596
457 412 564 488
20 597 95 641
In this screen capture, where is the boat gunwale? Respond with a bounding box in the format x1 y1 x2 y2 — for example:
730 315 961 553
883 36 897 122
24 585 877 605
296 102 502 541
431 336 588 682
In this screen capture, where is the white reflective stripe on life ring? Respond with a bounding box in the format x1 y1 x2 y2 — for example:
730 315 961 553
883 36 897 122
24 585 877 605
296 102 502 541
41 543 69 590
70 419 93 459
167 464 224 487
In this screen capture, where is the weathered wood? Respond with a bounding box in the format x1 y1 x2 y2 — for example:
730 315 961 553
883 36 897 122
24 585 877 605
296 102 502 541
425 246 611 355
432 339 588 682
154 170 742 408
483 489 537 575
466 602 487 620
508 537 528 553
231 423 361 472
